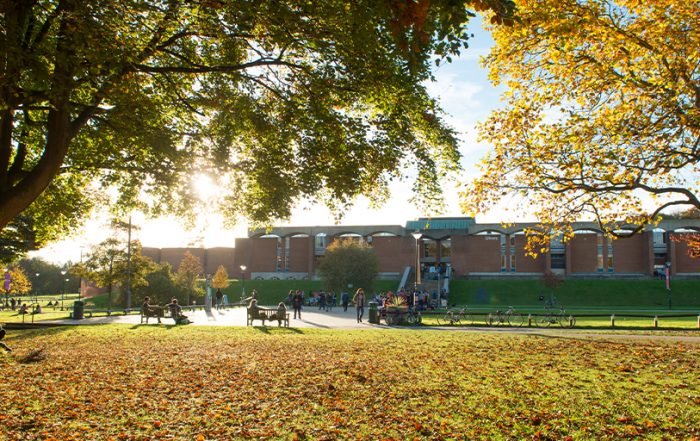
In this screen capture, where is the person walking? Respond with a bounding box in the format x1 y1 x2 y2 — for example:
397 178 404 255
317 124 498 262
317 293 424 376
215 288 224 310
292 290 303 319
353 288 366 323
341 291 349 312
318 291 326 311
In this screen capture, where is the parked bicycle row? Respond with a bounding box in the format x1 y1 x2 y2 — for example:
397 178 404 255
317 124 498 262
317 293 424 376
434 306 576 328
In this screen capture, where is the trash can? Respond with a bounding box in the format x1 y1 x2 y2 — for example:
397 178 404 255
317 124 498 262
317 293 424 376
73 300 85 320
368 301 379 324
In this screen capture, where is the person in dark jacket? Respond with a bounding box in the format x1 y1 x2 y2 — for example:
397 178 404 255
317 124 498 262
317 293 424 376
292 290 303 319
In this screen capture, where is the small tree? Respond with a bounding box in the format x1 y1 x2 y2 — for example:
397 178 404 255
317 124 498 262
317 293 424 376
5 266 32 304
211 265 230 290
317 239 379 294
175 252 203 306
73 239 154 309
541 272 564 307
72 238 124 310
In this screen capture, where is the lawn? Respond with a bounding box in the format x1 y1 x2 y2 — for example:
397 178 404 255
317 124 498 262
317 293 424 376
1 325 698 440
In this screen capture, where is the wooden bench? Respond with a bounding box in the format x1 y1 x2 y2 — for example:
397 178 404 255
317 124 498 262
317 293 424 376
247 307 290 327
141 306 167 324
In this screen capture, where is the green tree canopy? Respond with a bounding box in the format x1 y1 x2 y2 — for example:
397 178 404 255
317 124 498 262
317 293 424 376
18 257 66 295
317 238 379 293
462 0 700 251
134 262 182 306
72 238 154 308
0 0 516 260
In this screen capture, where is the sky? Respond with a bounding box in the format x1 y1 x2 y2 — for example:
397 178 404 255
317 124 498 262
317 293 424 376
32 17 519 264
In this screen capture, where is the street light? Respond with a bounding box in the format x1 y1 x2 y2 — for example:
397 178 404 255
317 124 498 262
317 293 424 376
240 265 247 300
411 231 422 307
35 273 40 303
60 270 67 310
3 267 9 307
79 246 85 301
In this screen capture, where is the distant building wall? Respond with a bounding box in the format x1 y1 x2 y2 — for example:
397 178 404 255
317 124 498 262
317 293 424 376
670 233 700 274
513 235 546 273
141 247 161 265
371 236 415 273
611 234 647 273
233 238 252 278
249 237 279 274
287 237 312 273
569 234 597 273
157 247 206 272
137 219 700 281
458 235 501 274
205 247 236 275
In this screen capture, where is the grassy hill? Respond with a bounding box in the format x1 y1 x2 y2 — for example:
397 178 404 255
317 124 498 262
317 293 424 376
220 278 699 309
447 279 700 309
78 277 700 310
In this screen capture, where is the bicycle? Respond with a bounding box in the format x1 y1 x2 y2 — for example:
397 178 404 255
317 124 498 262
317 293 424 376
437 307 474 326
406 307 422 325
538 306 576 328
485 306 524 326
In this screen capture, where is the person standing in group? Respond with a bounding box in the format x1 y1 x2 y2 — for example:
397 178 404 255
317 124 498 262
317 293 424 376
353 288 366 323
292 289 303 319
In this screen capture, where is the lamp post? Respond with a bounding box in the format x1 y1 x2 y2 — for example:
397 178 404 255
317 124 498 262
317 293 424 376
3 267 9 307
79 246 84 301
240 265 247 300
411 231 422 306
60 270 67 310
35 273 40 303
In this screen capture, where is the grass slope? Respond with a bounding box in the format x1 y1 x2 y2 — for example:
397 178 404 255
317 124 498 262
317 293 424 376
448 279 700 309
1 326 698 440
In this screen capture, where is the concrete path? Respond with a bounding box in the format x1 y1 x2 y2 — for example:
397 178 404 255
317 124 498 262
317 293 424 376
43 305 379 329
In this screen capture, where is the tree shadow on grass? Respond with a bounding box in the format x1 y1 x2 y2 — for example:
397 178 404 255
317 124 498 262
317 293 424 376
2 325 76 341
252 326 304 335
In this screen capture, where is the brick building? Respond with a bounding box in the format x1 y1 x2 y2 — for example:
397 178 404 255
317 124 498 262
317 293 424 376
142 217 700 281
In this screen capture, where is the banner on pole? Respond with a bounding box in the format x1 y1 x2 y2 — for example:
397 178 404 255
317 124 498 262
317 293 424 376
665 266 670 290
3 271 10 291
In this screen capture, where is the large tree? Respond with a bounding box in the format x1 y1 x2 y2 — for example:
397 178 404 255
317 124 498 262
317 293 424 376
317 238 379 293
0 0 516 258
462 0 699 248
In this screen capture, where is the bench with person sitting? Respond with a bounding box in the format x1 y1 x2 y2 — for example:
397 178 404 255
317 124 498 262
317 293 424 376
140 296 165 324
167 298 190 325
246 299 289 327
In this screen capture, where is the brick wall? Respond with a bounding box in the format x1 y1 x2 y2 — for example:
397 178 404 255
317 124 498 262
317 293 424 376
371 236 415 273
513 235 547 273
205 247 236 275
453 235 502 274
287 237 312 273
611 234 647 273
670 233 700 273
569 234 597 273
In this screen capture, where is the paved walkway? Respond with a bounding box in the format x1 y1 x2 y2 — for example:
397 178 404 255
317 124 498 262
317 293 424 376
46 305 378 329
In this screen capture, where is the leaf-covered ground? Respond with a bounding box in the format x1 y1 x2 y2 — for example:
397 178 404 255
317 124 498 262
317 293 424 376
1 325 698 440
